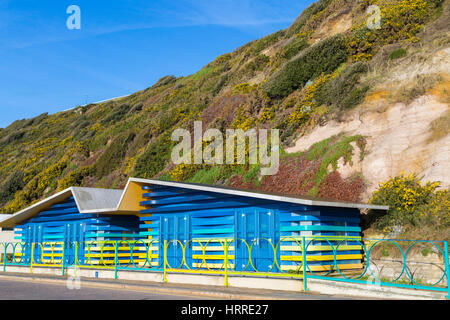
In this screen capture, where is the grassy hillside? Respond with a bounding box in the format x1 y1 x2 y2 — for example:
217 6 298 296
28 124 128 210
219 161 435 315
0 0 447 231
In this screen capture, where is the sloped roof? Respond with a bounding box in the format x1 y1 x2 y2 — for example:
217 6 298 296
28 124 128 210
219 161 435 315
0 214 10 222
117 178 389 211
71 187 123 213
1 177 389 228
0 187 124 228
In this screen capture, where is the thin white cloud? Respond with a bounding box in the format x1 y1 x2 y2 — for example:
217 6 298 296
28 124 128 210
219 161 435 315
143 0 301 27
0 1 308 51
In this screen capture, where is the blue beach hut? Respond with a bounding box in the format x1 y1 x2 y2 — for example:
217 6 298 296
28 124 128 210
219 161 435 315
1 178 388 273
0 187 141 265
118 178 389 273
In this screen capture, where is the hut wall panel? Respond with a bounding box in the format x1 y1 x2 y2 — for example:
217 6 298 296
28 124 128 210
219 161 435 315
138 185 363 273
13 196 140 264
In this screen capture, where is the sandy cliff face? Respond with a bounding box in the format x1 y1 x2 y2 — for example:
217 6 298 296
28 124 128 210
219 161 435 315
2 0 448 213
286 46 450 200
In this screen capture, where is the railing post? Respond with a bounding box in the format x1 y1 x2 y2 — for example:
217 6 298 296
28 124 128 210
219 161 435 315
444 241 450 300
30 242 34 274
3 243 7 272
163 240 168 283
62 242 65 276
74 242 78 277
114 240 119 280
302 236 308 292
224 239 229 287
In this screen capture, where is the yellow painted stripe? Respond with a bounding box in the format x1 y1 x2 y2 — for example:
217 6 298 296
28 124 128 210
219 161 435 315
85 259 140 265
192 246 235 252
85 256 159 261
86 253 158 258
128 253 159 258
281 254 362 262
86 247 159 252
86 253 148 258
280 263 363 272
192 255 235 260
32 263 63 267
82 241 157 245
280 236 362 241
192 263 235 269
280 245 362 252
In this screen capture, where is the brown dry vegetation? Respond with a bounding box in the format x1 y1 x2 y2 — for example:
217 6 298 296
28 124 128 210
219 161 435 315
229 153 366 202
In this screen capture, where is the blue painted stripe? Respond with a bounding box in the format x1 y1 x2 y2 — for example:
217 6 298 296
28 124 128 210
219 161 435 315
192 228 234 235
280 225 361 232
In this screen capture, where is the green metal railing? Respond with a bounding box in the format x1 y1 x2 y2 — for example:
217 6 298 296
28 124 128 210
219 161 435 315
0 236 449 298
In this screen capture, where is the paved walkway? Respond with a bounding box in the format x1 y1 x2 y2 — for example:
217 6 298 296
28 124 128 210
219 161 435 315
0 278 199 300
0 272 357 300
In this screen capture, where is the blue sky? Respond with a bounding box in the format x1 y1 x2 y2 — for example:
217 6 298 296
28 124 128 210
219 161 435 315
0 0 314 128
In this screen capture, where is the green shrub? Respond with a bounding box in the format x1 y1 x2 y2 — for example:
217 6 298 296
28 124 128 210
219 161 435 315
389 48 407 60
1 131 25 145
26 113 48 127
282 36 309 60
0 170 25 205
133 134 173 179
152 75 177 88
212 74 229 96
95 132 136 176
188 165 246 185
190 66 214 80
341 86 369 110
245 54 270 73
263 35 349 99
306 135 366 193
158 109 182 133
71 117 89 130
243 164 263 186
101 103 131 124
131 102 144 112
188 166 224 185
315 62 369 110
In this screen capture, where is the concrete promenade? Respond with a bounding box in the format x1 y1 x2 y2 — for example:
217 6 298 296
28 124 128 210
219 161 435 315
0 272 354 300
0 265 447 300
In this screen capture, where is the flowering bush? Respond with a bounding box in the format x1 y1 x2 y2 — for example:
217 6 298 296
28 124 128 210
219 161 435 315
347 0 440 61
369 172 449 232
3 159 68 213
288 71 337 124
58 166 94 190
169 164 200 182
